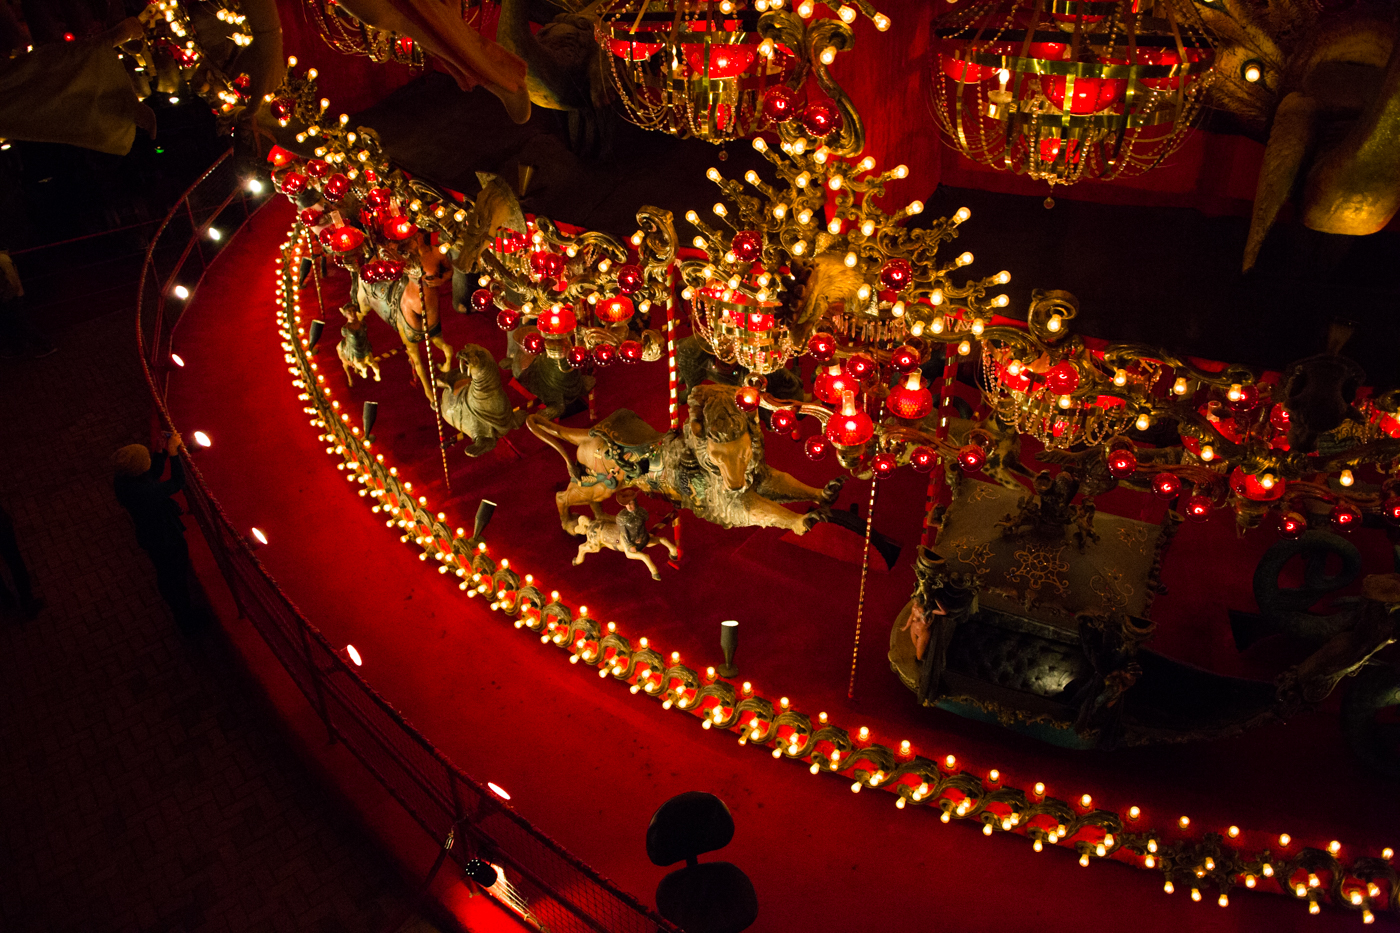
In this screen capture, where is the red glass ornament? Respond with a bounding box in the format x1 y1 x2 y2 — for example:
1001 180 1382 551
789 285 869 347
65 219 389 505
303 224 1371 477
1227 384 1261 412
609 38 664 60
529 250 565 280
813 363 852 406
1183 495 1212 522
320 225 365 254
890 345 921 373
618 339 643 363
615 264 644 293
471 288 495 313
731 231 762 263
879 258 913 291
872 452 898 478
762 85 798 123
305 159 330 179
846 353 876 383
1044 361 1080 395
395 34 414 56
1330 502 1361 530
1383 497 1400 526
358 207 379 229
521 330 545 355
801 100 841 138
771 408 798 432
593 343 617 366
887 372 934 420
299 206 325 227
1151 472 1182 500
1000 362 1033 393
383 214 417 241
364 187 391 209
1106 447 1137 478
957 444 986 474
496 308 521 331
567 345 590 368
735 386 761 411
278 171 308 195
804 435 829 461
322 173 350 201
597 295 635 324
1229 466 1284 501
270 98 293 123
1279 512 1307 537
911 446 937 473
808 332 837 363
1269 403 1291 434
537 305 577 335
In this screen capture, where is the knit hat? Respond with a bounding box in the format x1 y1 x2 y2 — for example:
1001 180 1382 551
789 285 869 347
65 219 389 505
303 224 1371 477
113 444 151 477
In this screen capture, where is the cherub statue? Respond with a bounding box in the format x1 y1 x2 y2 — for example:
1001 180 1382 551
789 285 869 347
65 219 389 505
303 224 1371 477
438 344 525 457
336 302 381 385
573 488 678 581
904 547 977 704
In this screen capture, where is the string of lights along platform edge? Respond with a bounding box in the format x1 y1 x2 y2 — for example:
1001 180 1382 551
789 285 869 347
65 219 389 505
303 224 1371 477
165 197 1388 933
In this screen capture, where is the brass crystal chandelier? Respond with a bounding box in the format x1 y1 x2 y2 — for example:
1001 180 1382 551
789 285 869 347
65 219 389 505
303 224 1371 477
930 0 1215 188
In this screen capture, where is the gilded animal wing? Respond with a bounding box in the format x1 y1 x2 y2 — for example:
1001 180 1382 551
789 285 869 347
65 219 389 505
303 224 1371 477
790 252 867 347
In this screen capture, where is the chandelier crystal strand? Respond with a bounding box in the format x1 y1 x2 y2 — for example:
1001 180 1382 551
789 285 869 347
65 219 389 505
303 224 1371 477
930 0 1216 187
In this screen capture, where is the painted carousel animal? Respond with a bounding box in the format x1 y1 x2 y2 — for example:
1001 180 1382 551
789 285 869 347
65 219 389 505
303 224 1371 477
527 384 845 536
573 488 678 580
437 344 526 457
336 302 381 385
350 231 454 404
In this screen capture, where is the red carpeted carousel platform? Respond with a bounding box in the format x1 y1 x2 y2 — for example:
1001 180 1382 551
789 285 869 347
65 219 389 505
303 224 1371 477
166 196 1392 932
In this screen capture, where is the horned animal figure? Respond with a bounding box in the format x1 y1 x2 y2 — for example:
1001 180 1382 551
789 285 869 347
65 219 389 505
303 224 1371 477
337 302 381 385
450 172 528 311
573 488 678 580
527 384 845 536
350 231 455 403
438 344 526 457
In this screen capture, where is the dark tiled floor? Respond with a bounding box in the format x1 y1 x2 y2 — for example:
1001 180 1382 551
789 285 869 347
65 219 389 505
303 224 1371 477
0 310 425 932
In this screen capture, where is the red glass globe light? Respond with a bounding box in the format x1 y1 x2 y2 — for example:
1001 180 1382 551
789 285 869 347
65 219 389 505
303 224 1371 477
887 372 934 420
322 173 350 202
383 214 417 241
731 231 763 263
593 343 617 367
890 345 921 373
270 98 293 123
1184 495 1213 523
1330 502 1361 530
1280 511 1307 537
826 391 875 447
364 187 392 208
320 225 365 254
299 206 325 227
537 305 577 336
735 386 761 412
1227 383 1261 413
1151 472 1182 500
1106 447 1138 478
305 159 330 179
771 408 798 432
618 339 643 363
957 444 986 474
615 264 644 293
566 344 590 368
521 331 545 355
529 250 565 280
804 435 830 461
472 288 496 313
1229 466 1284 501
496 308 521 331
278 171 308 195
762 85 798 123
879 258 913 291
872 452 898 478
813 363 852 406
1044 361 1080 395
597 295 635 324
801 100 842 138
846 353 877 383
1269 403 1292 434
808 332 837 363
911 446 938 473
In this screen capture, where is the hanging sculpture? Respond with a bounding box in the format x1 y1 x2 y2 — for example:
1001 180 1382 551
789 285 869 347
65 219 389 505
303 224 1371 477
929 0 1216 190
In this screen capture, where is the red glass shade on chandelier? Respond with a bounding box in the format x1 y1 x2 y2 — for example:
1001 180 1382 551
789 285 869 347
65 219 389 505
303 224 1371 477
814 363 854 406
537 306 577 336
596 295 636 324
886 372 935 420
930 0 1215 187
826 391 875 447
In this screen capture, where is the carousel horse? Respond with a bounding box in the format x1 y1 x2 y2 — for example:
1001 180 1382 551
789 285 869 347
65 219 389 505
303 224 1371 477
573 488 678 580
527 384 845 536
350 232 454 403
337 303 381 385
437 344 526 457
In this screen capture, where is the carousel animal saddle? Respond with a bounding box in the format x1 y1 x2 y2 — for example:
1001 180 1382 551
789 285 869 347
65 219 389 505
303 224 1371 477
590 409 664 452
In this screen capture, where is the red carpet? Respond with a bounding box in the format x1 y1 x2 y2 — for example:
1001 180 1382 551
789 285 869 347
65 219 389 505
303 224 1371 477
166 198 1388 932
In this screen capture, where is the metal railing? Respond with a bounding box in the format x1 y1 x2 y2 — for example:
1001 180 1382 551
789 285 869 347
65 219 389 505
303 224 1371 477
135 150 676 933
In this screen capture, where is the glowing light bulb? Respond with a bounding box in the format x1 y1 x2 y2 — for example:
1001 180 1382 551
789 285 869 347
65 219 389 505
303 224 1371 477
1339 470 1355 487
173 285 190 299
250 527 268 545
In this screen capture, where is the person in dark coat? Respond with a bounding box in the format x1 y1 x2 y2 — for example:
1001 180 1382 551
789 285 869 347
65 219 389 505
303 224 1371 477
113 431 204 632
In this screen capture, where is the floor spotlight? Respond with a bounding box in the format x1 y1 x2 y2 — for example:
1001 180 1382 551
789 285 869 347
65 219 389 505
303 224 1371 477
192 431 211 448
344 644 362 666
487 782 511 801
307 319 325 350
173 285 190 299
207 227 222 242
363 401 378 439
170 353 185 367
249 527 268 548
719 620 739 677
